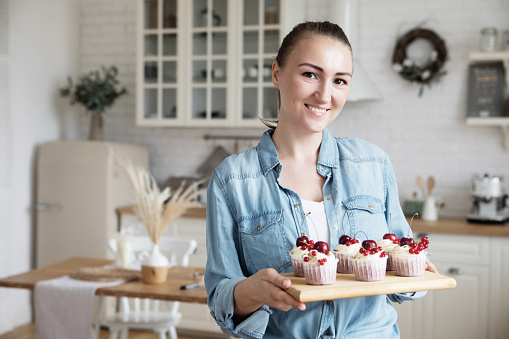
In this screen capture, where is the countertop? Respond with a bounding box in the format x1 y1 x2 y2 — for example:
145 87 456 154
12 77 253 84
410 217 509 237
116 206 509 237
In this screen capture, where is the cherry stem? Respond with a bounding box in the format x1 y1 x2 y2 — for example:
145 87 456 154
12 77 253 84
408 213 419 237
299 212 310 231
354 230 368 241
340 208 349 235
389 213 392 234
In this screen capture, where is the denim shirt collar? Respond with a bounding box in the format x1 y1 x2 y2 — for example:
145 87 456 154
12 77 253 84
257 127 339 177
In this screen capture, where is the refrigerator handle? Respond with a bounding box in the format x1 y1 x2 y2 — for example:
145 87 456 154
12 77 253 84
35 203 61 212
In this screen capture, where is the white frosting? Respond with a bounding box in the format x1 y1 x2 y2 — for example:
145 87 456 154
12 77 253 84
290 245 309 257
305 250 336 265
377 239 398 252
353 250 387 261
391 245 427 256
334 242 362 254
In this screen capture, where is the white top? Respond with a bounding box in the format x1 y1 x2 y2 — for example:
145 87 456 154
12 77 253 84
301 199 330 243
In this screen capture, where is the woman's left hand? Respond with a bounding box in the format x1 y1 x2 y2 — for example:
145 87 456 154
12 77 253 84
425 257 438 274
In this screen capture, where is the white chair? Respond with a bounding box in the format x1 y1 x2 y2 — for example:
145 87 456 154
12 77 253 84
97 235 198 339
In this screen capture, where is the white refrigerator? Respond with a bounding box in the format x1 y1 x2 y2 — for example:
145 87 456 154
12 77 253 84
35 141 149 268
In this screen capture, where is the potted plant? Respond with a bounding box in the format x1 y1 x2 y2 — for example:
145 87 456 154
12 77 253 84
59 65 127 140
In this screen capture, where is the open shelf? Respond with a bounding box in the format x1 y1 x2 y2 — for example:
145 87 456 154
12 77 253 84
466 117 509 151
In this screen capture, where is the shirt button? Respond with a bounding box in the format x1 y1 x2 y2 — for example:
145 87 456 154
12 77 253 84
327 300 333 305
256 226 261 231
369 205 373 209
333 225 338 230
327 197 332 200
294 204 300 208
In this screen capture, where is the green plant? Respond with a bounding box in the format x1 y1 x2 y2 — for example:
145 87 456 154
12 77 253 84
59 65 128 115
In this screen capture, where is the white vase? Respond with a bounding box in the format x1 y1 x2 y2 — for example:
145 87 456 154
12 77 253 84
141 244 169 284
422 196 439 221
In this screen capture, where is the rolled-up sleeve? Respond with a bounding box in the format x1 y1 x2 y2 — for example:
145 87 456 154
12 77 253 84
205 171 272 338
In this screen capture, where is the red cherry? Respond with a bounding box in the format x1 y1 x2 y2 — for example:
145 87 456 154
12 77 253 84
339 235 352 245
303 257 309 262
421 236 429 243
400 237 415 247
296 234 309 247
383 233 397 241
362 240 377 251
311 250 317 256
314 241 330 255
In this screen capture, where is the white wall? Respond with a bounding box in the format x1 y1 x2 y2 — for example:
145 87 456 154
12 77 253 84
0 0 80 333
78 0 509 218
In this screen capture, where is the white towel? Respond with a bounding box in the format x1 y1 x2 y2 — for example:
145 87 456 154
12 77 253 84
34 275 123 339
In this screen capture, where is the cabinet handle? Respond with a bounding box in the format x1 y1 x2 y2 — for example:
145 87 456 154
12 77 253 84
448 267 464 275
34 203 61 212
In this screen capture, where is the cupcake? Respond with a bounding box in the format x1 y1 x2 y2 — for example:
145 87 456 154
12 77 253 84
303 241 338 285
377 238 398 271
333 235 361 273
351 240 388 282
290 234 313 277
391 236 429 277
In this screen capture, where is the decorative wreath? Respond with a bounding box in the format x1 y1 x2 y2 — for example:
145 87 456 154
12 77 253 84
392 28 448 96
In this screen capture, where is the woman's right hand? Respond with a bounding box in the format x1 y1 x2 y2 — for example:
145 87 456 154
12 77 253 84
233 268 306 318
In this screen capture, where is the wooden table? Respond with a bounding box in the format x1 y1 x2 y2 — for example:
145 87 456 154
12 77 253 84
0 256 207 304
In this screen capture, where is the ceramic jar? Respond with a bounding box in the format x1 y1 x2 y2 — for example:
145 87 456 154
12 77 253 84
141 244 170 284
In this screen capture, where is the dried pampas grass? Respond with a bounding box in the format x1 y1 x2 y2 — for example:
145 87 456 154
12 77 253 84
117 157 205 245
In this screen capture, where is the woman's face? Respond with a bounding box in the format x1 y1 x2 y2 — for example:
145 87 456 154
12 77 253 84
272 35 353 134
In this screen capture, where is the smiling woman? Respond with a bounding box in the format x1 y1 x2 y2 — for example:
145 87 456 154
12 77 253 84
205 21 433 339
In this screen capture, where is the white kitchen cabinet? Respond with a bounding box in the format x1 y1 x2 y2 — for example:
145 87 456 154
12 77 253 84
137 0 305 128
395 232 509 339
489 237 509 339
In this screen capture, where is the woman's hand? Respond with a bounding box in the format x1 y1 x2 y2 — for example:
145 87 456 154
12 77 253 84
233 268 306 319
425 257 438 274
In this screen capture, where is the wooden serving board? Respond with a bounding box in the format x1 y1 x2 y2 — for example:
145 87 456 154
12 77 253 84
282 271 456 303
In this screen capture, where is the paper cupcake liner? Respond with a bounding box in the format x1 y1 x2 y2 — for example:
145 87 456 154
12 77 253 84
352 257 387 282
386 254 394 271
392 254 426 277
291 256 305 277
303 261 337 285
334 252 356 273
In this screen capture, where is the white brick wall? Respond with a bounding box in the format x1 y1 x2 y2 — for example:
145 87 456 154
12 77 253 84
78 0 509 218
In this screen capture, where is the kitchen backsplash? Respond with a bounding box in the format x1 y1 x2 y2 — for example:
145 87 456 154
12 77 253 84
74 0 509 219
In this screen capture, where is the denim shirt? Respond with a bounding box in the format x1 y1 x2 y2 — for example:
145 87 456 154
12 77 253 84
205 128 426 339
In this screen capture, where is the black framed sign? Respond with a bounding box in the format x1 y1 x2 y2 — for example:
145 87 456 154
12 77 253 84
467 61 505 117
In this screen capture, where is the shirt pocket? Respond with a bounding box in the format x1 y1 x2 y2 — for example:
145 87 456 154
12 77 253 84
239 210 290 274
342 195 387 240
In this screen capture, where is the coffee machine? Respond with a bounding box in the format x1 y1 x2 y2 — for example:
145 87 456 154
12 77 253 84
467 173 509 223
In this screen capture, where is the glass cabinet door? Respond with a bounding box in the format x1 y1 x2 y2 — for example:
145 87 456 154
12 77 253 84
190 0 229 123
240 0 280 125
139 0 180 123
